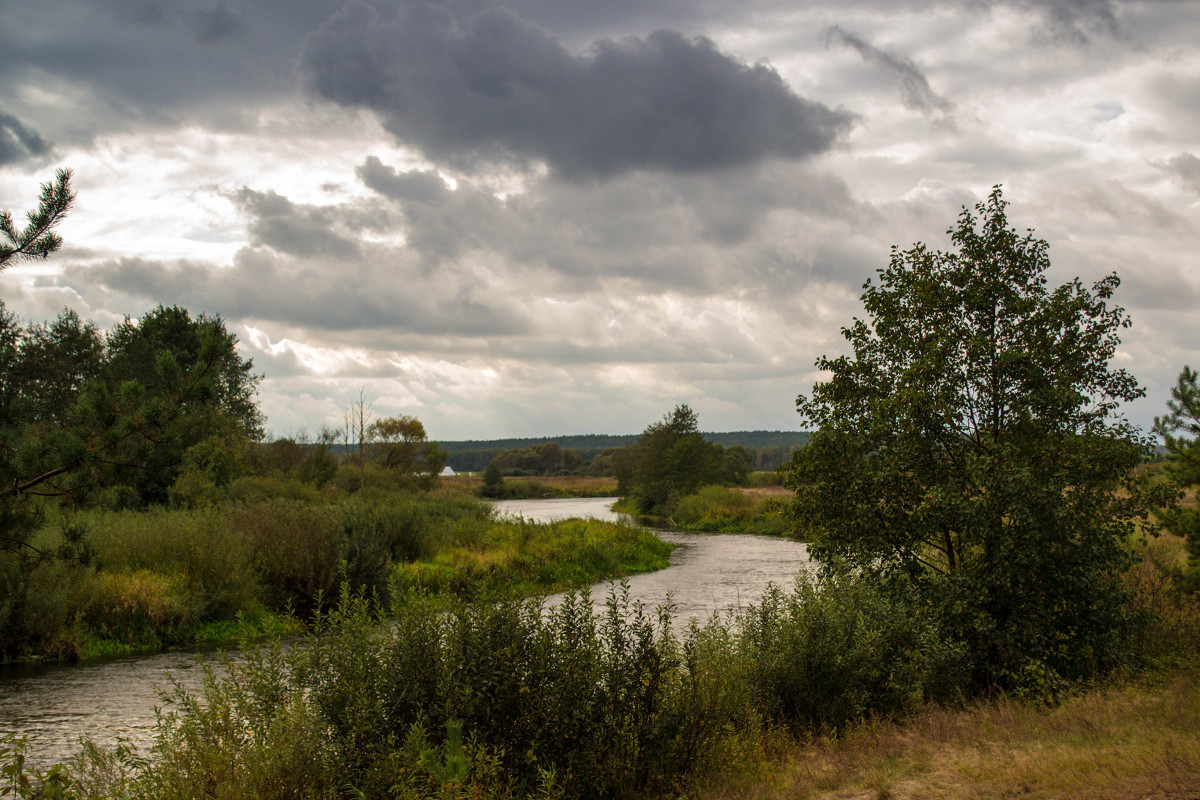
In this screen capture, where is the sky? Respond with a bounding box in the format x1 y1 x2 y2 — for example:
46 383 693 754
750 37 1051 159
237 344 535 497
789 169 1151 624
0 0 1197 441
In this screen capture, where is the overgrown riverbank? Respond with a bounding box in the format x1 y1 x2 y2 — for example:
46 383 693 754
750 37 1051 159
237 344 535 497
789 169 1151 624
615 484 794 536
0 490 669 663
4 531 1196 799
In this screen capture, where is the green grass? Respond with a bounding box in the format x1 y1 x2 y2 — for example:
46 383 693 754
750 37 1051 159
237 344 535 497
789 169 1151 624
3 489 669 663
617 485 795 535
391 516 673 598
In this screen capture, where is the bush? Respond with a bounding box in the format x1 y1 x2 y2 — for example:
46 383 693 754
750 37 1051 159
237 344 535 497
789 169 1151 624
81 570 200 650
86 508 259 621
738 569 969 729
229 500 343 616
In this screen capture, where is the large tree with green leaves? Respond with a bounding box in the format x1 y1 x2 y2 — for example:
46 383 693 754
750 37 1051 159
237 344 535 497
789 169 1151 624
787 187 1159 687
629 404 721 514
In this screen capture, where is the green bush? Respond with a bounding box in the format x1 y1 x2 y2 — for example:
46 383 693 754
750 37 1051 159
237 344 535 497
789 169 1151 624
81 569 200 650
229 499 343 616
738 569 969 729
227 474 324 504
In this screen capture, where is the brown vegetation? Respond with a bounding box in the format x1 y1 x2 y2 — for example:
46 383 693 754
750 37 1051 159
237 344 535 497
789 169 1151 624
693 670 1200 800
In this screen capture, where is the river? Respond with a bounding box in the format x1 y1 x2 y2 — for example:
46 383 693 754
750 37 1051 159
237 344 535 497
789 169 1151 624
1 497 807 767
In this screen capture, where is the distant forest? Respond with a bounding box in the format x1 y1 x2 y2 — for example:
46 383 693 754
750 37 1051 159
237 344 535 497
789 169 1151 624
441 431 811 474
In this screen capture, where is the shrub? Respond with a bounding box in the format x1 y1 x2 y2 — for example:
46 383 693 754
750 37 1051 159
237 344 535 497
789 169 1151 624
738 569 969 729
229 500 343 616
81 569 200 649
86 508 259 621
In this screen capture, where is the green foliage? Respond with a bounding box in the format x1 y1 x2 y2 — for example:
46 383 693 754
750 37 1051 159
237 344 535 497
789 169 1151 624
788 187 1162 688
391 517 672 599
0 169 74 269
629 405 722 515
1153 365 1200 588
102 305 263 505
669 485 791 535
479 461 505 498
739 570 969 729
39 569 981 798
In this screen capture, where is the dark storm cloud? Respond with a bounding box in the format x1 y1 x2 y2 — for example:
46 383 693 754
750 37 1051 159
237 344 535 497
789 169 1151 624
826 26 954 122
0 112 50 165
192 2 242 45
299 1 853 178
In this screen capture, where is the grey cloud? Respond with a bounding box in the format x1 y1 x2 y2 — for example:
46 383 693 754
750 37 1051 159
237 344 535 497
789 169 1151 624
230 187 364 260
192 2 242 45
357 157 450 206
1154 153 1200 195
300 2 853 178
0 111 50 165
1021 0 1121 44
68 250 530 341
356 155 865 298
826 26 954 123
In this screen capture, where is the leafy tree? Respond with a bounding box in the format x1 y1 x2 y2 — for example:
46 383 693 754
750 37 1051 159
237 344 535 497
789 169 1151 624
13 308 104 423
787 187 1160 687
1153 366 1200 587
721 445 753 485
629 404 721 514
103 305 262 504
480 460 505 498
368 414 447 482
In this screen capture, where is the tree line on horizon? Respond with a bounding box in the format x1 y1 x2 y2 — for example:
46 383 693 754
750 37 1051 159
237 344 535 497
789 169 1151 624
442 431 808 475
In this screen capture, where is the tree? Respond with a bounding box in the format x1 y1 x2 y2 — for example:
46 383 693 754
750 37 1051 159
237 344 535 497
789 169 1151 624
103 305 263 505
13 308 104 423
0 169 73 268
787 187 1158 687
367 414 447 481
1153 366 1200 587
629 404 721 514
480 460 505 498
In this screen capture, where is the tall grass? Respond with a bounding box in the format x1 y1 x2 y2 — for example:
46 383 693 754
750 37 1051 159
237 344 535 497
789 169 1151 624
666 485 792 535
1 491 672 662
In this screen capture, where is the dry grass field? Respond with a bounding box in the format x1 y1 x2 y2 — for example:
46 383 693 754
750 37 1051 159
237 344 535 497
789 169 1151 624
694 670 1200 800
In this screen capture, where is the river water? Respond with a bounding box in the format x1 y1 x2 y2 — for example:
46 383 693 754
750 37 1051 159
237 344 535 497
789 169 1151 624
2 497 807 767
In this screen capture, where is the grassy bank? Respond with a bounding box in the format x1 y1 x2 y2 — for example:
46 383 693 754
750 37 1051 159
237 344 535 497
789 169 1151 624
693 668 1200 800
0 489 666 663
615 484 794 535
392 517 671 598
443 474 619 499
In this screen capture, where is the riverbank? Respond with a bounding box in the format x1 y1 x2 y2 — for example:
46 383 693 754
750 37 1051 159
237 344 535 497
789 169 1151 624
442 474 620 498
0 490 666 664
615 484 795 535
6 531 1195 799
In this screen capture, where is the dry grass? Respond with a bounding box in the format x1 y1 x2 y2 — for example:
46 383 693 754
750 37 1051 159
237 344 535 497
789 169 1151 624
692 670 1200 800
734 485 794 499
440 474 619 495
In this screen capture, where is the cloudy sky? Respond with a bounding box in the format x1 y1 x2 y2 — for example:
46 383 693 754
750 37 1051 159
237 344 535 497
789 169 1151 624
1 0 1197 440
